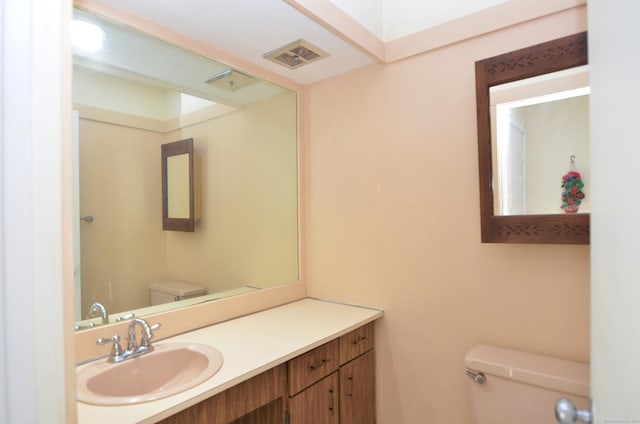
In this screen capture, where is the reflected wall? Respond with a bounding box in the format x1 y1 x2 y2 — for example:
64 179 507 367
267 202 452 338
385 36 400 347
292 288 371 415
78 90 298 315
494 95 590 215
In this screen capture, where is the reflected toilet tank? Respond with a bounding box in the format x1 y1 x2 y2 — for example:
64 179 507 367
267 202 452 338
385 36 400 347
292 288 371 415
149 280 205 305
465 344 589 424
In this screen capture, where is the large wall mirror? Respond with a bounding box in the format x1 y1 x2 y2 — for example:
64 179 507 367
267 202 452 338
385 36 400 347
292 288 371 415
476 32 589 244
72 7 299 329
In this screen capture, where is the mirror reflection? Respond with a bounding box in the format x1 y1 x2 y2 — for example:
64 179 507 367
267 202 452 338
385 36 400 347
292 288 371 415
167 154 190 219
72 8 299 328
490 66 590 215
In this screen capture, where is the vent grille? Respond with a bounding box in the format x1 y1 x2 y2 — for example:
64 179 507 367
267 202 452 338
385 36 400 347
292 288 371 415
263 39 328 69
205 69 257 91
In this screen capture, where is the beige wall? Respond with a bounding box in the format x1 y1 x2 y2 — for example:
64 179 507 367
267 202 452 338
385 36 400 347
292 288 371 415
78 90 298 316
302 7 589 424
526 95 591 214
74 65 181 120
78 118 166 314
163 90 299 291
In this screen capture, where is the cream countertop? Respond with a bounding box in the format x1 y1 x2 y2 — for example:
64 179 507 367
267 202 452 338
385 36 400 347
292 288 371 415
76 297 383 423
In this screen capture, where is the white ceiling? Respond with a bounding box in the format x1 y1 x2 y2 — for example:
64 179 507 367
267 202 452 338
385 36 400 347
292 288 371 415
74 8 288 108
330 0 509 41
94 0 511 85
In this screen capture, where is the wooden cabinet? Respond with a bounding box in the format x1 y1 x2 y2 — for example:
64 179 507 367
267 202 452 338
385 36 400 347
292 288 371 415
226 365 286 423
288 372 339 424
158 365 286 424
287 322 376 424
288 339 339 395
160 322 375 424
288 339 340 423
159 392 224 424
339 322 374 365
339 350 375 424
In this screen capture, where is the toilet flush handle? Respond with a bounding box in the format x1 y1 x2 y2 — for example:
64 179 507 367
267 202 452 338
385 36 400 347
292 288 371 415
464 369 486 384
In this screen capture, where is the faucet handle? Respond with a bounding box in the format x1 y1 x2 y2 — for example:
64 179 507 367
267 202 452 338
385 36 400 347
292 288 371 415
74 322 95 331
97 335 123 361
114 312 135 322
141 323 161 347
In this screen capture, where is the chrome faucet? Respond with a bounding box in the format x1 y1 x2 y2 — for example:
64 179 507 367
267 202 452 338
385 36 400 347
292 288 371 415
126 317 161 352
96 318 161 363
88 302 108 325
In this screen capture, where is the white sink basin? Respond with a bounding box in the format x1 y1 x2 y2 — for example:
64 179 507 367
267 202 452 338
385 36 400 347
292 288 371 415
77 343 223 405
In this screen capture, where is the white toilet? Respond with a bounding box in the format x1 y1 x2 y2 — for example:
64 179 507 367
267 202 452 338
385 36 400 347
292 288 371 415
465 344 590 424
149 280 206 305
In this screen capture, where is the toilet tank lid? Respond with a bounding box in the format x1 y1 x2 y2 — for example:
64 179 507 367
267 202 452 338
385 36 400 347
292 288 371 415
464 344 589 397
149 280 205 297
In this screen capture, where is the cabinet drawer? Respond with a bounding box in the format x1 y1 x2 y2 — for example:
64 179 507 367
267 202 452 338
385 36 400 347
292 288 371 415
339 322 374 365
288 339 339 396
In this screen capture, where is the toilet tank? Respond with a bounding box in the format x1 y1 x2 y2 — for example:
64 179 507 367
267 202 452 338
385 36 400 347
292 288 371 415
149 280 205 305
465 344 589 424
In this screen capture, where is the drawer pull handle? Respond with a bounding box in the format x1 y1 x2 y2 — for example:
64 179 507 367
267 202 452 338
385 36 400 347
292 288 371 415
347 374 354 396
352 336 367 345
328 388 335 413
309 358 329 370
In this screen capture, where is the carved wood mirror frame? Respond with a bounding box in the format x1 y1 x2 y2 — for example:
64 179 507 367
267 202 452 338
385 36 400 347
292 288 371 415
475 32 589 244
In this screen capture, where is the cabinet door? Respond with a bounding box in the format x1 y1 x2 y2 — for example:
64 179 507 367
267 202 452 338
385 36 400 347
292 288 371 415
340 350 375 424
288 372 339 424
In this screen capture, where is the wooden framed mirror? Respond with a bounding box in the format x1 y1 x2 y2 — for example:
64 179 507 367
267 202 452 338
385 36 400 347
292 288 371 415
475 32 589 244
162 138 197 232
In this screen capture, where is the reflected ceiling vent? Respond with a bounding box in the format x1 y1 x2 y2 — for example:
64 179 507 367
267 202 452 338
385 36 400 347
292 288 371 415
263 39 329 69
205 69 257 91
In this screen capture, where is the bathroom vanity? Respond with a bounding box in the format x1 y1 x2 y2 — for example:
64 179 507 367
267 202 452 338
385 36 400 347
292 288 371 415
76 298 383 423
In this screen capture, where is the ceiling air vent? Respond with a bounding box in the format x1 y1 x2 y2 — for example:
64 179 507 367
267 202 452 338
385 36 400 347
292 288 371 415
205 69 257 91
263 39 329 69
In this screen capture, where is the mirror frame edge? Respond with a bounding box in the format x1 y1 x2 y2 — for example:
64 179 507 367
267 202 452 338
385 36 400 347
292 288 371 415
475 31 590 244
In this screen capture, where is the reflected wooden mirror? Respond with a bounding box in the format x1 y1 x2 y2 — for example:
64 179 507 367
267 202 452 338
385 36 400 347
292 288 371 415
162 138 197 232
475 32 589 244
